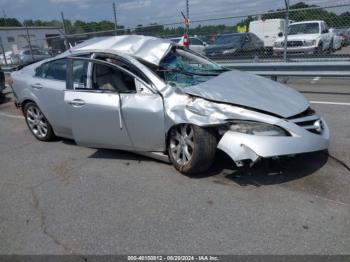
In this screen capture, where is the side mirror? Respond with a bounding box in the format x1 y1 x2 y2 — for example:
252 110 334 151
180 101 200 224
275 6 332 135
278 32 283 37
134 78 152 94
203 42 207 46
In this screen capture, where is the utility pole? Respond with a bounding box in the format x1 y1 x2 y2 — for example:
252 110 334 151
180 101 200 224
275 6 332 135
0 37 8 65
186 0 189 35
113 2 117 36
25 23 34 61
2 9 7 26
283 0 290 62
60 11 70 50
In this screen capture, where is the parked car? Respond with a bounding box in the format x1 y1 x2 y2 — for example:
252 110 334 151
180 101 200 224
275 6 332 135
204 33 264 58
330 28 350 46
249 19 289 52
274 20 333 55
0 65 5 97
11 48 52 65
170 36 207 54
0 51 14 65
330 32 343 50
199 34 217 45
11 35 329 174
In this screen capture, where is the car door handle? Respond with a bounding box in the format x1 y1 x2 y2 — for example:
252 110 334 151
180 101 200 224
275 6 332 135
68 99 85 107
30 83 43 89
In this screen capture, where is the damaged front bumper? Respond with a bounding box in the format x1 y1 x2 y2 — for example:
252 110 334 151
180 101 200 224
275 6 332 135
217 118 330 166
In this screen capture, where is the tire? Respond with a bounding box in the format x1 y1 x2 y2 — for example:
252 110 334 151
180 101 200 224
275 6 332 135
23 102 55 141
329 39 335 53
168 124 217 174
314 43 323 55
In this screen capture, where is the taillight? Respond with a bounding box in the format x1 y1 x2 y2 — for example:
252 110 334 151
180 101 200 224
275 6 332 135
183 34 189 48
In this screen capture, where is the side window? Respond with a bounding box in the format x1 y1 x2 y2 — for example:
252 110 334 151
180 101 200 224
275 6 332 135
324 23 329 32
35 63 50 78
94 55 150 84
92 63 136 92
32 50 40 55
190 38 203 45
251 34 258 42
72 60 89 89
45 59 67 81
23 50 30 55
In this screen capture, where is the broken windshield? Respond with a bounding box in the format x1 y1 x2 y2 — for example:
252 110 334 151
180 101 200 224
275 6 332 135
159 47 227 88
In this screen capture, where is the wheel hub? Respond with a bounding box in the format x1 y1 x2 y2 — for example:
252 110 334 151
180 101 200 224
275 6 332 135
26 106 48 139
170 124 194 165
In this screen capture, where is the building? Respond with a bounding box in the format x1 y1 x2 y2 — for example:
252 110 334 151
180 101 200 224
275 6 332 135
0 26 64 53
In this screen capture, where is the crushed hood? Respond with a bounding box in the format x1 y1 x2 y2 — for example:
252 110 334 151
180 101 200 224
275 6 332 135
184 71 309 118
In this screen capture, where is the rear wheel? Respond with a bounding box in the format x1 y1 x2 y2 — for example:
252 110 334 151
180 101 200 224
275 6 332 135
168 124 217 174
330 39 335 53
24 102 55 141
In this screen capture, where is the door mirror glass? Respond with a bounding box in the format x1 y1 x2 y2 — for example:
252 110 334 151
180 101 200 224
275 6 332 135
278 32 284 37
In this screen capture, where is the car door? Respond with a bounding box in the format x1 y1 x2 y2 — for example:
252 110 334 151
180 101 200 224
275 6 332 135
30 58 71 138
321 22 332 49
242 34 254 52
64 57 165 151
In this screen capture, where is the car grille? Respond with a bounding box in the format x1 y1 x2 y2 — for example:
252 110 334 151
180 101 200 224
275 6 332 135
287 108 323 134
287 41 304 47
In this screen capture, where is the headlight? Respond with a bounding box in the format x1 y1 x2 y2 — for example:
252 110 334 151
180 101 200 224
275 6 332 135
222 48 237 54
304 40 316 46
228 121 289 136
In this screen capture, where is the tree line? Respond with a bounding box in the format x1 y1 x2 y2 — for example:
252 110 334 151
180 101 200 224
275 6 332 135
0 2 349 38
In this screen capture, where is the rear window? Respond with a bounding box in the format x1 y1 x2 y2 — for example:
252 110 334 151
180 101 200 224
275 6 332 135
35 63 50 78
44 59 67 81
215 34 243 45
189 38 203 45
170 38 181 43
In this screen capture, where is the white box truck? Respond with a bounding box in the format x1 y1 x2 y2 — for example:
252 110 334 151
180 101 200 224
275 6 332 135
249 19 287 52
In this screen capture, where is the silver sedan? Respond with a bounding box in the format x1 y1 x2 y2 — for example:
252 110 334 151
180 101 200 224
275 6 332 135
10 35 330 174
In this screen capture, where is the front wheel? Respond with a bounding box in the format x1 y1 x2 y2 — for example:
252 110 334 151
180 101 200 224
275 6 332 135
314 43 323 55
168 124 217 174
24 102 55 141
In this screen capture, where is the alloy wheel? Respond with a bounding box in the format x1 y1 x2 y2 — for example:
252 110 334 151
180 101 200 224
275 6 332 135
169 124 194 165
26 105 48 139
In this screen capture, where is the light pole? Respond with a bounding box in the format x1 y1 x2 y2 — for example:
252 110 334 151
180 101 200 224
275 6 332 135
60 11 70 50
113 2 117 36
186 0 189 35
283 0 290 62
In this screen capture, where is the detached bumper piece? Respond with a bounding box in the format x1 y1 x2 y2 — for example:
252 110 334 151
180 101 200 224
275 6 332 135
217 114 330 166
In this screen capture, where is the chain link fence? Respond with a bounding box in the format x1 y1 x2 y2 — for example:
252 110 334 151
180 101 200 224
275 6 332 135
1 1 350 66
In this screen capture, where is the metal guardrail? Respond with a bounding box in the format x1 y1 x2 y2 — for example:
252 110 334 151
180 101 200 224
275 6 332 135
1 65 19 73
218 61 350 77
2 61 350 78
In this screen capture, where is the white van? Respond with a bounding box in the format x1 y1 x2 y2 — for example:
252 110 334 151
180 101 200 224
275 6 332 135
249 19 287 49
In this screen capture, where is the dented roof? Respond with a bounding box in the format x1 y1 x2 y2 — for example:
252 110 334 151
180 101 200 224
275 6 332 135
69 35 173 66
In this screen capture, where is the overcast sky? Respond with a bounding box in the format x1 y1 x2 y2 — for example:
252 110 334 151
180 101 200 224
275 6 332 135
1 0 348 28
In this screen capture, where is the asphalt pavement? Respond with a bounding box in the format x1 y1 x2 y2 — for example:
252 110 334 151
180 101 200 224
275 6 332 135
0 77 349 255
